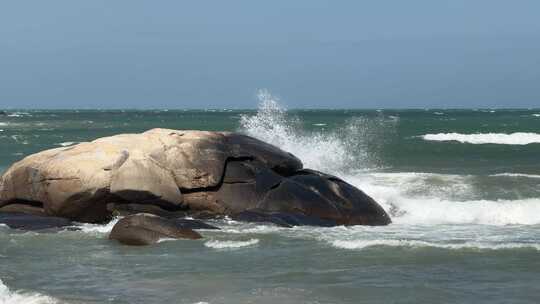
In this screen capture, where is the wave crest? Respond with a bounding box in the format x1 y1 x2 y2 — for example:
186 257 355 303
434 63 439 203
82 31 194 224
204 239 259 249
422 132 540 145
0 279 59 304
331 239 540 251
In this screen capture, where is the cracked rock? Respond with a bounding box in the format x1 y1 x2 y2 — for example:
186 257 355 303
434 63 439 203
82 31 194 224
0 129 391 226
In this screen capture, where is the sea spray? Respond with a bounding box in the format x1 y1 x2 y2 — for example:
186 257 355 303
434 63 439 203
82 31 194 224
239 90 390 174
239 93 540 226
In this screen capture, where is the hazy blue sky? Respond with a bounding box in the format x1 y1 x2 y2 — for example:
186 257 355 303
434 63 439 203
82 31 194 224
1 0 539 108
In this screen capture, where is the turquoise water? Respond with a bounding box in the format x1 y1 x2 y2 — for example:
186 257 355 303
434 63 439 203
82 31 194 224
1 102 540 303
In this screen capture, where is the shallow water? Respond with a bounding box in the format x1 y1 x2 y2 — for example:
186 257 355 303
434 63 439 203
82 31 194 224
2 98 540 303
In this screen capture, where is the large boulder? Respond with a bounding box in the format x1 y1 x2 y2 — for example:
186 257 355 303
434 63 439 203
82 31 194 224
0 129 390 226
109 214 203 245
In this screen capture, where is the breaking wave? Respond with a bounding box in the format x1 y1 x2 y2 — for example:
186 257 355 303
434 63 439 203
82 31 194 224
204 239 259 249
55 142 78 147
77 217 120 234
0 279 59 304
239 89 392 174
346 173 540 225
385 197 540 225
331 239 540 251
239 91 540 226
490 173 540 179
422 132 540 145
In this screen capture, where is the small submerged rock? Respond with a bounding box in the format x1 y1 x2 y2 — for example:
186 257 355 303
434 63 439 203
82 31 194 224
109 214 205 246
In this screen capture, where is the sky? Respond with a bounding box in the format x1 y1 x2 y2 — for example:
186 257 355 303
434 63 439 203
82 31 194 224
1 0 539 109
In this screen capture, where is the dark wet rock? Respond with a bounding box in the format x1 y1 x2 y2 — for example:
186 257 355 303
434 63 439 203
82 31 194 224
107 203 188 218
0 213 73 231
232 210 339 227
232 210 293 228
109 214 202 246
0 129 391 226
173 218 220 230
226 133 302 176
258 170 391 226
232 210 340 227
0 204 47 216
0 111 6 116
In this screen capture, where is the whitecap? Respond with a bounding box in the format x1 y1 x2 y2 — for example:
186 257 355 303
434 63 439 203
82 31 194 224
490 173 540 179
157 238 177 243
204 239 259 249
7 112 31 118
532 114 540 117
10 135 29 145
0 279 59 304
222 225 284 234
331 239 540 251
421 132 540 145
313 123 327 126
0 122 8 126
386 197 540 226
341 172 540 225
55 142 78 147
77 217 120 234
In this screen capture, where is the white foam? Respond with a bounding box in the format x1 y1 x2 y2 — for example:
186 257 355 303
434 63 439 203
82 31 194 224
490 173 540 179
341 172 540 225
55 142 78 147
239 90 388 173
222 225 284 234
386 196 540 226
157 238 177 243
0 279 59 304
0 123 8 126
422 132 540 145
77 218 120 234
6 112 31 118
240 95 540 227
532 114 540 117
204 239 259 249
331 239 540 251
10 135 29 145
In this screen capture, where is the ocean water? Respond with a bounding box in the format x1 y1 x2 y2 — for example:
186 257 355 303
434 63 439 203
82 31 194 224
1 99 540 303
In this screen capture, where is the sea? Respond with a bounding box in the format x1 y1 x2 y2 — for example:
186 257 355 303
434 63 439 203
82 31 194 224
1 97 540 303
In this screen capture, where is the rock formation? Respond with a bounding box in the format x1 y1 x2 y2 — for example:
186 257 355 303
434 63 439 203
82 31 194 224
0 129 391 227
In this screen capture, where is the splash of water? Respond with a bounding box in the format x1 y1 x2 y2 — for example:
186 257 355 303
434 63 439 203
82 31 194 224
239 90 384 174
0 279 58 304
238 91 540 226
